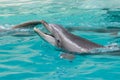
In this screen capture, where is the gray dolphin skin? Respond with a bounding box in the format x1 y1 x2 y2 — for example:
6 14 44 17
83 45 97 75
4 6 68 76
34 20 103 60
12 21 41 29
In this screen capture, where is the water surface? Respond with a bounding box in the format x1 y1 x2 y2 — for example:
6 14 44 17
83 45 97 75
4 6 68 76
0 0 120 80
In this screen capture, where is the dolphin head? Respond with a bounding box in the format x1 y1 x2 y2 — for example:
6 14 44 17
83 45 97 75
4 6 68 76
34 20 65 47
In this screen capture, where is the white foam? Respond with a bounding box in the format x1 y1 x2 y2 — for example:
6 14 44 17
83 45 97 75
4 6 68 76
0 24 13 30
90 43 120 53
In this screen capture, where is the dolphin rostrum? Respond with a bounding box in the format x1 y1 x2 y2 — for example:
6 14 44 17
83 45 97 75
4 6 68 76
34 20 103 60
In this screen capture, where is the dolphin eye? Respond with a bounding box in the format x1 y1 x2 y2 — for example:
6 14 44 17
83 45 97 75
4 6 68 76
56 39 62 47
57 39 60 43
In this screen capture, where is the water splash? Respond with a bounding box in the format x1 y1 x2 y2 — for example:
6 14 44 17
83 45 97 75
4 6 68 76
90 43 120 54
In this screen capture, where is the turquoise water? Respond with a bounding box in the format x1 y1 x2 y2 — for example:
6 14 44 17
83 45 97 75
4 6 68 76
0 0 120 80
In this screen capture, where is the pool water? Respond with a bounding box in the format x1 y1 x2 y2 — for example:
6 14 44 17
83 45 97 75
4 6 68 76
0 0 120 80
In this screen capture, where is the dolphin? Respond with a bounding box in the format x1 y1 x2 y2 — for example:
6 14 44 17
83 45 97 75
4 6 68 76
34 20 104 60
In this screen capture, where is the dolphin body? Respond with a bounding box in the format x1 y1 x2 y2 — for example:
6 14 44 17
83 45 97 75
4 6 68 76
34 20 104 60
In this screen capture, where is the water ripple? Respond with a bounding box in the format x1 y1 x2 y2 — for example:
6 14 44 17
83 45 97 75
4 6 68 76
0 0 120 80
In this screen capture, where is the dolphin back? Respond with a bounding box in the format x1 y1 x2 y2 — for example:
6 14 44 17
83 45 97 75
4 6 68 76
66 32 103 50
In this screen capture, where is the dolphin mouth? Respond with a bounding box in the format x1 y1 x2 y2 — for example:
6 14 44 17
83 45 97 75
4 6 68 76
38 21 54 37
34 26 54 38
44 32 54 38
43 26 54 37
34 27 57 46
34 20 57 46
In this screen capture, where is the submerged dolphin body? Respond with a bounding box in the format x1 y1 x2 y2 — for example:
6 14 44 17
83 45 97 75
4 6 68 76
34 20 103 60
